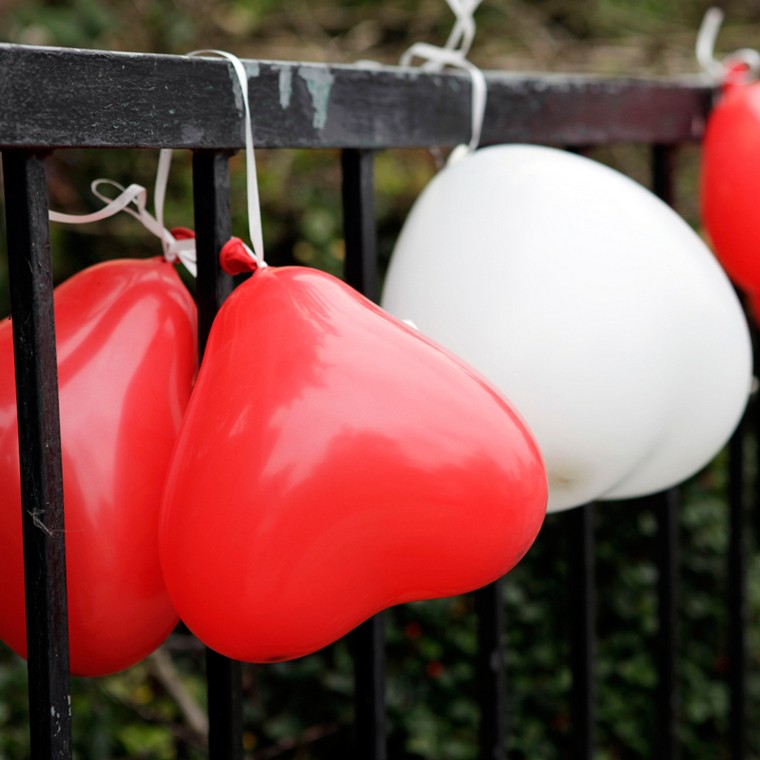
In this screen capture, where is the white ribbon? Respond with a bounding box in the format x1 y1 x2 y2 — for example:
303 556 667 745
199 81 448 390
48 171 197 277
188 50 266 269
696 7 760 81
48 49 266 274
399 0 487 163
440 0 481 59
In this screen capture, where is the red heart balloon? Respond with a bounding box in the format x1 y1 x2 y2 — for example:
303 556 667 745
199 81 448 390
701 74 760 292
0 258 197 676
159 266 546 663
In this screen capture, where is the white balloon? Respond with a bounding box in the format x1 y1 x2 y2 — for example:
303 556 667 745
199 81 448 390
381 145 752 512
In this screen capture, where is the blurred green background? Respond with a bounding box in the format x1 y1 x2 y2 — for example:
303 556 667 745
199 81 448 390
1 1 760 758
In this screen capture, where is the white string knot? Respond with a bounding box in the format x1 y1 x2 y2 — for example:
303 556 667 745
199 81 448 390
48 173 197 277
48 49 266 276
399 0 487 164
696 7 760 83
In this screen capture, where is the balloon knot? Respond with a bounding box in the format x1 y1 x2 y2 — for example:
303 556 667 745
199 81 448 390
220 237 260 275
723 60 754 91
170 227 196 241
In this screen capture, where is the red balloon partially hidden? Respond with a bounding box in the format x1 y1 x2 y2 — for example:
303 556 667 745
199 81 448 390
0 258 197 676
160 266 547 663
701 75 760 292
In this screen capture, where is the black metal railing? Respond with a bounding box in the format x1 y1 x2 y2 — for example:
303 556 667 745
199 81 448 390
1 42 747 760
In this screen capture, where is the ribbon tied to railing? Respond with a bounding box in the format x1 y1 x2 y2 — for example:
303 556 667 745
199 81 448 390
48 49 266 276
696 7 760 82
399 0 487 164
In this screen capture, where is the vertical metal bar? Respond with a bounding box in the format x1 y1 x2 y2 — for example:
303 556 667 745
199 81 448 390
652 144 676 204
569 504 595 760
205 651 243 760
192 150 242 760
651 144 680 759
475 579 506 760
654 489 680 759
193 150 236 356
2 150 73 760
563 143 596 760
341 149 379 302
341 148 386 760
352 614 387 759
728 416 747 759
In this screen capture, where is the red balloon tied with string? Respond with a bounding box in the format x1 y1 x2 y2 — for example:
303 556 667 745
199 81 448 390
159 262 547 663
0 258 197 676
701 66 760 292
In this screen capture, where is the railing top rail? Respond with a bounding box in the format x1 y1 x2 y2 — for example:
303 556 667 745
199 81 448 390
0 43 714 152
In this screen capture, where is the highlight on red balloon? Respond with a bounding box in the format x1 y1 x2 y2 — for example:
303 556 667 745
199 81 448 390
159 265 547 663
0 258 197 677
700 69 760 294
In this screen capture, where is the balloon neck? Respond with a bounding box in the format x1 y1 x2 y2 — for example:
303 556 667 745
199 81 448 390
220 237 261 275
722 61 754 94
170 226 196 241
